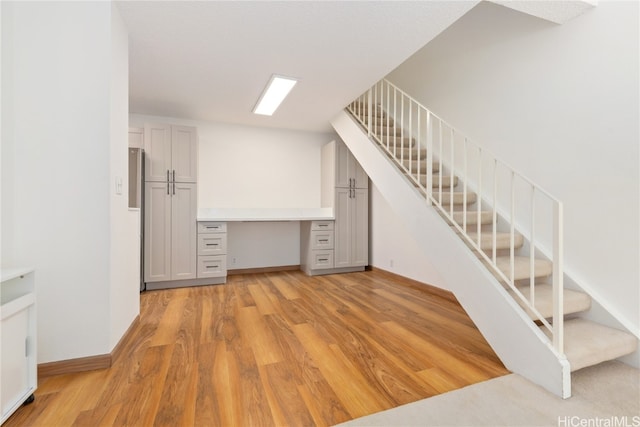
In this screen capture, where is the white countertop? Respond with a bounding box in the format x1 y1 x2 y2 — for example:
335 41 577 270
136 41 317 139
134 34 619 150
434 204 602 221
197 207 334 222
1 267 35 283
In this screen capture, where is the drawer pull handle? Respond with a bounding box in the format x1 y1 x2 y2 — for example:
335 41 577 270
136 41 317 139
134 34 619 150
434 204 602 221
318 239 329 242
319 224 327 227
206 226 219 229
206 265 219 269
318 258 328 262
206 243 219 246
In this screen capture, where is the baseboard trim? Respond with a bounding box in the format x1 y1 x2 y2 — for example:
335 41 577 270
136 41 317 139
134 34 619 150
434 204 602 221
368 266 458 303
228 265 300 275
38 315 140 378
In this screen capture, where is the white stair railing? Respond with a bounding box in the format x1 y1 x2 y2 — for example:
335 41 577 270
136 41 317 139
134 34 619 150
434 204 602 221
348 79 565 356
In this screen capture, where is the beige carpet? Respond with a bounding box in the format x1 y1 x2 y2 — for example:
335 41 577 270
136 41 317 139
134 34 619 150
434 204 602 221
337 361 640 427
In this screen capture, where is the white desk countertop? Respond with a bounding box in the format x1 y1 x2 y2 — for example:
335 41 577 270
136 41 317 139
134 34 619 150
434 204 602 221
197 207 334 222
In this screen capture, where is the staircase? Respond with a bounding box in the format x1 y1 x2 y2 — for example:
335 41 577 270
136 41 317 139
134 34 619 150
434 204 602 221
332 79 638 398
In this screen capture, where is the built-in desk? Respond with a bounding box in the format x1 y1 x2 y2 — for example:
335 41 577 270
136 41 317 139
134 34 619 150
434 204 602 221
197 208 339 276
197 207 334 222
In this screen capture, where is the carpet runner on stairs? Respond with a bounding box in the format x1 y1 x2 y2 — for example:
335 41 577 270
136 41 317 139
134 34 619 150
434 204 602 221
349 102 637 374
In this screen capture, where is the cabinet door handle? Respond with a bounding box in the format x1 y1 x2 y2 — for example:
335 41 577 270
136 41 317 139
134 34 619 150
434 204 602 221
173 182 176 195
167 181 170 195
173 170 176 182
167 170 170 183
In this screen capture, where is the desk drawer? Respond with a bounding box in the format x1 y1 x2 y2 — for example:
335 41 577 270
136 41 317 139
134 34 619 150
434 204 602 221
310 250 334 270
311 220 334 231
198 222 227 234
198 234 227 255
197 255 227 278
310 230 334 250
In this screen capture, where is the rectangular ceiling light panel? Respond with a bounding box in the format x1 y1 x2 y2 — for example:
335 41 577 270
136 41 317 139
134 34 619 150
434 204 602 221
253 75 298 116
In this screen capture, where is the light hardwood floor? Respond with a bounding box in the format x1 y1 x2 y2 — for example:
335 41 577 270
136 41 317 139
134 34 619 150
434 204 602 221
5 269 509 426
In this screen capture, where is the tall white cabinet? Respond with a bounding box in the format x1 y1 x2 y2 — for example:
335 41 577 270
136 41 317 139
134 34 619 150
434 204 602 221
301 140 368 276
144 124 198 288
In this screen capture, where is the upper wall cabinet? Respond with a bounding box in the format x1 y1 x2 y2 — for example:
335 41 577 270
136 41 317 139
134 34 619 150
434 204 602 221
144 124 198 183
335 140 368 190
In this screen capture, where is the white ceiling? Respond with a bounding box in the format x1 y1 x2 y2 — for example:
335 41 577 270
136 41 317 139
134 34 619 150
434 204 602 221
117 1 478 132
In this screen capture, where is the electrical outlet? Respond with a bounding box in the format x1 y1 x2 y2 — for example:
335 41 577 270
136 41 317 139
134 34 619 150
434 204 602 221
232 257 237 265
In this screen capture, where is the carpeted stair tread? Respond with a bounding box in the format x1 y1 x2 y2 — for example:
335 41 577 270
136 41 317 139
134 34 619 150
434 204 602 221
401 158 440 172
435 191 477 205
373 125 403 136
540 319 638 371
467 231 524 251
409 149 429 160
407 173 457 188
511 284 591 319
376 134 416 149
364 115 393 125
496 256 553 280
451 210 493 225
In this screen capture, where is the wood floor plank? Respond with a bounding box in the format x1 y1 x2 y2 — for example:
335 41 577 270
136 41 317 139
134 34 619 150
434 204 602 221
111 344 174 427
269 273 302 300
150 294 188 346
381 320 503 383
237 305 284 366
248 282 278 315
4 270 509 427
261 362 316 427
294 322 390 418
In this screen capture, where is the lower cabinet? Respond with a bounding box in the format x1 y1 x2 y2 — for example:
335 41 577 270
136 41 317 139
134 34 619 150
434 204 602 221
334 187 368 269
144 181 197 283
300 220 337 276
197 222 227 281
1 268 37 424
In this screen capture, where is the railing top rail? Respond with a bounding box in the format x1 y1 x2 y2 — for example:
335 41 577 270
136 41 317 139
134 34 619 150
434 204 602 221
379 79 562 204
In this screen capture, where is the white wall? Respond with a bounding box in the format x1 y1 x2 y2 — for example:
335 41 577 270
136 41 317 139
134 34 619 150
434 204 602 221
1 0 13 265
387 1 639 334
2 2 136 363
130 114 335 269
109 4 139 349
370 184 445 287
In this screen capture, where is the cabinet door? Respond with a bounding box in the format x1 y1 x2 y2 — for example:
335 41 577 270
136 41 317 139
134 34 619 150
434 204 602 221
352 158 368 189
335 141 368 189
1 309 30 418
334 187 351 268
145 181 172 282
171 182 197 280
171 126 198 183
144 123 172 182
351 188 369 266
335 141 351 188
